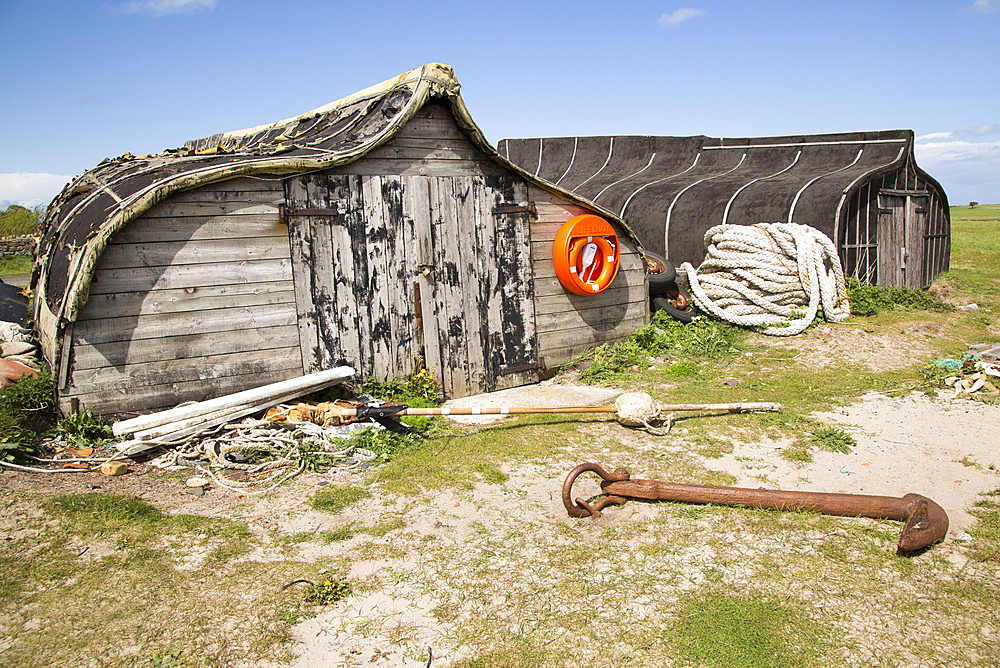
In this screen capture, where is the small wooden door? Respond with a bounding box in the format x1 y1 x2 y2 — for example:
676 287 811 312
284 172 538 398
877 190 928 289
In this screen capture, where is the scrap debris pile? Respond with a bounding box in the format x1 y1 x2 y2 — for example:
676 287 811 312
106 367 418 493
935 343 1000 398
147 409 388 495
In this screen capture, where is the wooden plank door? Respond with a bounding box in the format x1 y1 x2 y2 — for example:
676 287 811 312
904 195 928 289
286 172 538 398
877 193 905 287
285 173 420 383
877 191 928 289
410 174 539 397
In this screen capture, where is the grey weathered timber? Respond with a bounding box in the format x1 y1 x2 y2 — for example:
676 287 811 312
38 65 650 417
286 168 540 398
59 177 303 415
70 325 300 370
78 282 296 321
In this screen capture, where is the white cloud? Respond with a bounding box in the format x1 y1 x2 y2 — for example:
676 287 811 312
658 8 707 27
914 138 1000 205
916 131 952 141
955 123 1000 138
0 173 73 208
111 0 217 17
965 0 1000 13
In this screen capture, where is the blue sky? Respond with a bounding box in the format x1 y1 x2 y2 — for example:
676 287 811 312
1 0 998 207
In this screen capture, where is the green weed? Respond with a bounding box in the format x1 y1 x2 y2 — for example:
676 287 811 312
968 490 1000 563
290 574 351 605
781 445 813 463
54 408 113 447
0 370 57 452
310 485 371 514
846 277 953 315
365 518 406 537
576 317 744 384
810 425 856 454
669 590 830 668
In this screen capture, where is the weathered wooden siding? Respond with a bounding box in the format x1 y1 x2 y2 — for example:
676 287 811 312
64 177 302 417
839 159 950 289
290 101 645 395
287 102 541 398
528 186 648 367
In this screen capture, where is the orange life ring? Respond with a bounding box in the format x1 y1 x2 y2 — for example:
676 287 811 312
552 214 620 295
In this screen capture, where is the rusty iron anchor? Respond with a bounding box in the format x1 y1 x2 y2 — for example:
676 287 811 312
562 462 949 553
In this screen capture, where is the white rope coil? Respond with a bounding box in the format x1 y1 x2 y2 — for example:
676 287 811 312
679 223 851 336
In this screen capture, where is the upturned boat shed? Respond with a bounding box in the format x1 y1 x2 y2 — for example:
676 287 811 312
499 131 950 289
33 64 648 418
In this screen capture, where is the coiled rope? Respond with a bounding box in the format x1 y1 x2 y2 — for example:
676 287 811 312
679 223 851 336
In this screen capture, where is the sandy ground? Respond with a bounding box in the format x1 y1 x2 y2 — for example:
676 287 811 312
3 355 999 666
258 382 1000 667
447 377 999 536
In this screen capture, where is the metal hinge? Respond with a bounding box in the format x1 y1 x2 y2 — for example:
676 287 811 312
501 358 545 376
492 202 538 221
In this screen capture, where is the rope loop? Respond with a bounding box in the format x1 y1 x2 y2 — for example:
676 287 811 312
681 223 851 336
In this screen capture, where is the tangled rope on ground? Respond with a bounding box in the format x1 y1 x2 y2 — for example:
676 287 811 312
147 416 384 493
679 223 851 336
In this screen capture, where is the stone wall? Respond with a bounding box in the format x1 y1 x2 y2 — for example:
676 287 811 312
0 236 36 258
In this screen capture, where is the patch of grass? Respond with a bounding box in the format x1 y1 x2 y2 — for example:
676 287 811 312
320 524 358 542
44 493 163 535
669 590 830 668
968 490 1000 563
43 493 254 560
0 254 32 276
368 413 577 496
810 425 856 454
310 485 371 514
365 518 406 537
781 444 813 463
690 436 733 458
846 277 954 315
472 462 509 484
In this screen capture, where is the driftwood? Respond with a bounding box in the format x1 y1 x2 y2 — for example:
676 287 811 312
112 367 355 454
